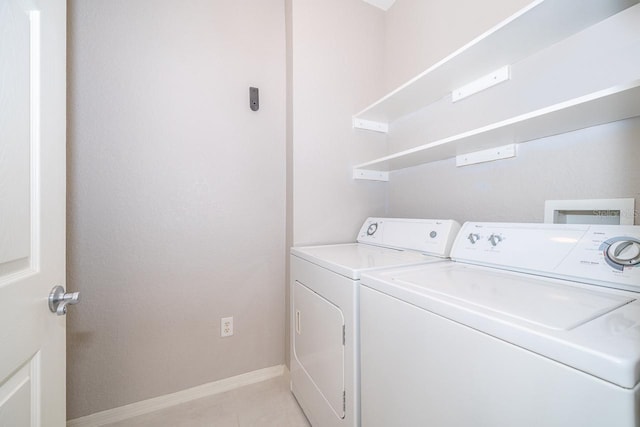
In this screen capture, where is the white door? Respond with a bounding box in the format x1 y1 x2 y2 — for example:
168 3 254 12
0 0 67 425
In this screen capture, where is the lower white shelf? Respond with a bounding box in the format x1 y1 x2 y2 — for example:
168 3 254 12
353 80 640 180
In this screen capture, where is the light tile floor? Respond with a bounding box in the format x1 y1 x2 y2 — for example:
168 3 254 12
104 375 310 427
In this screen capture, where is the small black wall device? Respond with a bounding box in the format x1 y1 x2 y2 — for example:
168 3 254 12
249 87 259 111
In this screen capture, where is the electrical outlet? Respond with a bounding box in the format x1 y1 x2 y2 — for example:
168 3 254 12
221 317 233 337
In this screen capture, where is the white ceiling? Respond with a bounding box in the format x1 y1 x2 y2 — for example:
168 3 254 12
362 0 396 11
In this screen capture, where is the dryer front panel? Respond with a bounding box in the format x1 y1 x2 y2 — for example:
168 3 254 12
293 280 345 419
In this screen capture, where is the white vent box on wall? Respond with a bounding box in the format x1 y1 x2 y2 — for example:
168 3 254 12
544 198 636 225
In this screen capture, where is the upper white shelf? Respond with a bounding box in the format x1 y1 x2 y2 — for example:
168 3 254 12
353 0 639 126
353 80 640 173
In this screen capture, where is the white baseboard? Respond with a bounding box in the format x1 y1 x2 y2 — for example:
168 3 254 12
67 364 286 427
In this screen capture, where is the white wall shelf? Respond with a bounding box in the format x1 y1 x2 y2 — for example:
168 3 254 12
352 0 638 126
353 80 640 174
352 0 640 180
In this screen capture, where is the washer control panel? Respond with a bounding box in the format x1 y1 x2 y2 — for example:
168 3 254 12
488 233 503 247
357 217 461 257
452 222 640 292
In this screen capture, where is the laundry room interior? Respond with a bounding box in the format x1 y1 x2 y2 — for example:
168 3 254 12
59 0 640 425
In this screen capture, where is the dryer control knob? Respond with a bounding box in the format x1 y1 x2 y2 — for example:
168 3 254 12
367 223 378 236
607 240 640 265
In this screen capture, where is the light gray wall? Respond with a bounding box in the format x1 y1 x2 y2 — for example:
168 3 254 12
387 118 640 224
285 0 389 369
291 0 388 247
381 0 640 225
66 0 286 419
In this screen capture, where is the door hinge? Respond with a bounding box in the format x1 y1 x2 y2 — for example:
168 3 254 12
342 325 345 346
343 390 346 412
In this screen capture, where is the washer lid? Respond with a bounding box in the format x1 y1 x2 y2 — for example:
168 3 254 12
291 243 443 279
393 266 632 330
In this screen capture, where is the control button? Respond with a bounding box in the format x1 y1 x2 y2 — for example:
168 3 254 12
429 231 437 239
367 223 378 236
467 233 480 244
607 240 640 265
488 234 503 247
599 237 640 270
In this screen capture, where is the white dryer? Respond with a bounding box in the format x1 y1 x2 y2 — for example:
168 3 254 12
290 218 460 427
360 222 640 427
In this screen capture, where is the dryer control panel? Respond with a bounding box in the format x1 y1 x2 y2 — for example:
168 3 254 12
451 222 640 292
357 218 460 258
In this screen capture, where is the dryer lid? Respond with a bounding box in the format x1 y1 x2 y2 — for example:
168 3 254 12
291 243 441 280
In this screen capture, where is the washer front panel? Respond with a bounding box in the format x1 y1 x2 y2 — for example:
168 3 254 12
361 262 640 388
360 285 638 427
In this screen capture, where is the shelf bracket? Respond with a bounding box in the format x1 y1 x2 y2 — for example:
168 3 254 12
452 65 510 103
456 144 517 167
352 118 389 133
353 169 389 181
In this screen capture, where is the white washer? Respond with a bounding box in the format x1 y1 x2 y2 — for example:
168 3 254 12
360 222 640 427
290 217 460 427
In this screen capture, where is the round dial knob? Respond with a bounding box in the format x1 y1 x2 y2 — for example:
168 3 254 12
366 223 378 236
467 233 480 244
607 240 640 265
